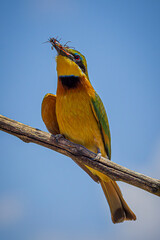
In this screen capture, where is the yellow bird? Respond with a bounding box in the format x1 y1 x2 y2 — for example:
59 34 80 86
41 38 136 223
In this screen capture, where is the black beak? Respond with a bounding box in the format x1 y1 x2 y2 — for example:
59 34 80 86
49 37 74 61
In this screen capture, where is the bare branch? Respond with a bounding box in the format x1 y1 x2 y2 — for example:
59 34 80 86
0 114 160 197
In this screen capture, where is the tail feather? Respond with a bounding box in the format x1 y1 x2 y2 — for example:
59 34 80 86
111 181 137 221
100 180 136 223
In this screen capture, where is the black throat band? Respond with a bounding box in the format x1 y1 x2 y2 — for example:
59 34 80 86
59 75 80 89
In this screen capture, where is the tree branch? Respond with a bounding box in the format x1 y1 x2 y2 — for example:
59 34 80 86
0 114 160 197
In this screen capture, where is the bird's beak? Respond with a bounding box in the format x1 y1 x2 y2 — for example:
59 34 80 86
49 37 74 61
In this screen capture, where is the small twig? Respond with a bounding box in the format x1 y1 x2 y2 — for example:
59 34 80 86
0 114 160 197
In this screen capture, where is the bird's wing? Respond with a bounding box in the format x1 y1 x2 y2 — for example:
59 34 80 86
41 93 60 135
90 92 111 159
41 93 99 182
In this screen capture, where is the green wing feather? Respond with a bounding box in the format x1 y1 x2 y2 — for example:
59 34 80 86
91 92 111 159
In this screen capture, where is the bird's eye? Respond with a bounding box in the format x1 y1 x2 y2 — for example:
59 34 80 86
75 54 81 61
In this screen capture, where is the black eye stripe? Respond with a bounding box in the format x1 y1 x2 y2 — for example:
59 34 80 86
77 62 86 73
70 53 86 74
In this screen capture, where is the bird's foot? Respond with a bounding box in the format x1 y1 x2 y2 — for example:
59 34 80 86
54 134 64 143
93 148 102 161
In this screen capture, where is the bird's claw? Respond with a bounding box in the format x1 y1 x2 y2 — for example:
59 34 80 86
92 148 102 161
54 134 64 143
93 152 102 161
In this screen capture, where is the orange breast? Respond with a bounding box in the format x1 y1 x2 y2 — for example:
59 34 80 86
56 79 106 157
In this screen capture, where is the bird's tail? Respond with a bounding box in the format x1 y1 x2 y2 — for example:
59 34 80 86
100 180 136 223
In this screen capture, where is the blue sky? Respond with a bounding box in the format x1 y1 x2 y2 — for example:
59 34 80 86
0 0 160 240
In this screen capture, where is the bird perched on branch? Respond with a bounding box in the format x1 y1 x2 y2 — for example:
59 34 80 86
41 37 136 223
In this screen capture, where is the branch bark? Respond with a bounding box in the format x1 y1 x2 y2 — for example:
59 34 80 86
0 114 160 197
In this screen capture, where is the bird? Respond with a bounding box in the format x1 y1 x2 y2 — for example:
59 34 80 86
41 37 136 223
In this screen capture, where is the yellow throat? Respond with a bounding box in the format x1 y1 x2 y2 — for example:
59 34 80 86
56 55 84 77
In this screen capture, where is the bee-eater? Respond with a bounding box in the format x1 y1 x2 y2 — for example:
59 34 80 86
41 38 136 223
